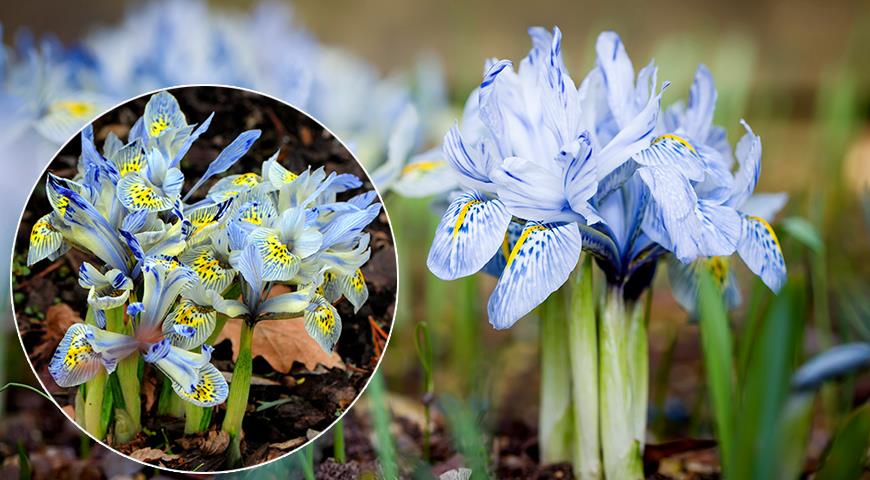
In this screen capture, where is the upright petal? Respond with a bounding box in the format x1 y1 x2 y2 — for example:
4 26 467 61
595 81 667 179
684 65 717 141
487 222 583 329
595 31 636 127
737 215 786 292
562 133 601 224
726 121 761 208
740 192 788 223
184 129 262 201
427 191 511 280
492 156 580 223
443 124 495 191
144 91 186 138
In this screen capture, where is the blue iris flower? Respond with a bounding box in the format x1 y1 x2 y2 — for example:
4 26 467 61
428 28 787 329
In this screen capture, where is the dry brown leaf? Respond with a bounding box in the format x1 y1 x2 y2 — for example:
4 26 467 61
129 447 179 463
269 436 306 451
32 304 80 362
201 430 230 455
216 318 343 373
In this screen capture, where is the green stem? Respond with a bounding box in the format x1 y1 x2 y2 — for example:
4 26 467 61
83 370 107 439
205 313 229 346
567 256 601 479
157 379 186 417
222 320 254 467
82 307 107 439
184 402 211 434
539 288 574 464
299 444 315 480
334 419 346 463
599 288 645 479
106 306 140 443
630 289 651 446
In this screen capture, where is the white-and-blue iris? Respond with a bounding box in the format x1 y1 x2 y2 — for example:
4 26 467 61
428 28 787 329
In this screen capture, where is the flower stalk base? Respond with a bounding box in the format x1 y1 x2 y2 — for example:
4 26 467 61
539 288 574 464
599 288 646 480
222 320 254 467
567 256 601 479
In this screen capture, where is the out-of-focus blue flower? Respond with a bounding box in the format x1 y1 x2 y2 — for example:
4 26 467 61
427 28 786 329
3 1 452 329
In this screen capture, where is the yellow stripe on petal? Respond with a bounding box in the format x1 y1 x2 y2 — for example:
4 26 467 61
175 364 227 407
452 200 482 239
231 173 260 187
505 225 547 268
746 215 781 250
52 101 96 118
127 183 163 209
149 115 172 137
703 256 730 287
264 234 294 266
652 133 697 153
401 160 446 175
351 269 365 292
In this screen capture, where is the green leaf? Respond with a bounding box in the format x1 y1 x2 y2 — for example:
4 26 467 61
737 282 804 479
816 403 870 480
368 373 397 479
442 396 490 479
781 217 824 253
17 441 31 480
697 269 736 475
255 397 293 412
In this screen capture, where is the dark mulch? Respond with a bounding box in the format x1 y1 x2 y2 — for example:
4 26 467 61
11 86 397 472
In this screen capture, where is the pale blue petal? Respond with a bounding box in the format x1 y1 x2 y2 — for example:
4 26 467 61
319 203 382 250
259 291 311 317
443 124 494 191
171 112 214 167
595 31 636 127
595 81 667 179
562 133 601 224
427 191 511 280
184 129 262 201
492 156 581 223
741 192 788 222
737 215 786 292
487 222 583 329
304 296 342 352
726 120 761 208
684 65 717 141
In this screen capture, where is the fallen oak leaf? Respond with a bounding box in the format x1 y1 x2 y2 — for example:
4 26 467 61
216 318 344 373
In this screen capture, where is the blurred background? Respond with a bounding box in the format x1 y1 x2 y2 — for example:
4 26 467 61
2 0 870 478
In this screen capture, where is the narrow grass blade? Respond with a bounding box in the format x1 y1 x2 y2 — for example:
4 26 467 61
696 269 736 475
816 403 870 480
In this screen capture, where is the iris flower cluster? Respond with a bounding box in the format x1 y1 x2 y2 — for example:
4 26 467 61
29 90 380 410
428 28 787 327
